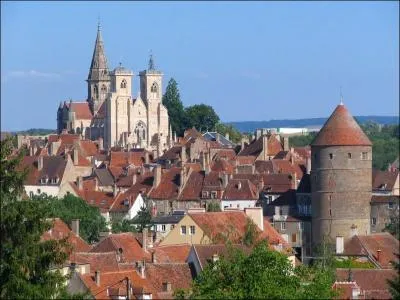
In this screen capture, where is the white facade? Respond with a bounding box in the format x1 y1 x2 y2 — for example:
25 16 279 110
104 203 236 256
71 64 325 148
221 200 258 210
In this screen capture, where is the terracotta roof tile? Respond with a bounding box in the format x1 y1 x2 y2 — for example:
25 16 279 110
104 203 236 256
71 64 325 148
311 104 372 146
223 179 258 200
110 151 148 168
73 252 120 272
68 102 93 120
149 168 181 200
152 245 191 263
41 218 91 253
90 233 150 263
238 134 283 158
262 174 294 193
236 155 257 165
210 159 235 174
372 169 399 192
71 183 115 213
178 170 205 200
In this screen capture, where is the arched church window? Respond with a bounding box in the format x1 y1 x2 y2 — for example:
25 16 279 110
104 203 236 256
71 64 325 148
151 82 158 93
121 79 127 89
94 85 99 98
101 85 107 92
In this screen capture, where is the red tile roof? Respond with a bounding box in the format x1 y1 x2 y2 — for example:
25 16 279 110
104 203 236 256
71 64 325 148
110 151 148 168
212 149 236 161
238 134 283 158
152 244 191 263
41 218 91 253
336 269 397 299
149 167 181 200
73 252 120 272
223 179 258 200
90 233 150 263
19 155 68 185
311 104 372 146
178 170 205 200
372 169 399 192
210 159 235 174
68 102 93 120
71 183 115 213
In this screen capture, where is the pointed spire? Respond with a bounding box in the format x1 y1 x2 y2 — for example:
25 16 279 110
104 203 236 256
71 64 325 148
148 50 155 70
88 22 109 81
340 86 344 105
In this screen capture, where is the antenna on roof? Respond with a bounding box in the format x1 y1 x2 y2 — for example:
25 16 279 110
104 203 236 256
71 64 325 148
339 86 344 105
97 16 101 31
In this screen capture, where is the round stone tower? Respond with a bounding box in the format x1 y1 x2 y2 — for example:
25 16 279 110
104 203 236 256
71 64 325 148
311 103 372 246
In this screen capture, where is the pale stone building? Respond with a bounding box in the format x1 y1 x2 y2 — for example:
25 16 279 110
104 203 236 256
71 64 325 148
57 24 171 155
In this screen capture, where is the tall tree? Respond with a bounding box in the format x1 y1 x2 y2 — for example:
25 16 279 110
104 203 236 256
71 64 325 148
0 138 69 298
387 254 400 300
185 104 220 132
132 205 152 232
214 123 242 143
162 78 187 136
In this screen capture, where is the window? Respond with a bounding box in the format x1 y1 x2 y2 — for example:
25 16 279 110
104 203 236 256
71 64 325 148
329 153 333 159
292 233 297 243
388 202 394 209
372 218 376 225
37 189 41 194
151 82 158 93
120 79 127 88
348 153 352 159
281 222 286 230
190 226 195 235
29 191 34 198
361 152 368 160
202 191 209 198
170 225 175 230
314 154 317 159
211 191 217 199
180 226 187 235
299 222 304 230
161 225 166 232
237 204 240 208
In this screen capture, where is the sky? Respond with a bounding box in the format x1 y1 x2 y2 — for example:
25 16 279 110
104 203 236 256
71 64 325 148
1 1 399 131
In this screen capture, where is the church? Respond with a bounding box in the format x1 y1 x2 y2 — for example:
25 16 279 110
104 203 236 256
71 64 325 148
57 24 171 156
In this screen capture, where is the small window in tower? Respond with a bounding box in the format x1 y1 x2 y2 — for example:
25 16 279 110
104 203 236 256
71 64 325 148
151 82 158 93
121 79 127 89
329 153 333 159
348 153 352 159
361 152 368 160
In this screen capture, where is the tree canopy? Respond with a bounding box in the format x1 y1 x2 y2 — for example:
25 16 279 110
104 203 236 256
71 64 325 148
162 78 187 136
0 138 69 298
187 241 336 299
185 104 220 132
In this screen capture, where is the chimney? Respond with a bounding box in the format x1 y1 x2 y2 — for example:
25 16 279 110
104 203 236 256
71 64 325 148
162 282 172 292
95 270 100 286
262 135 268 161
306 157 311 175
151 251 157 263
283 136 289 152
222 173 229 188
201 152 206 172
132 173 137 186
38 156 43 171
142 227 148 252
251 164 255 174
73 148 79 165
69 262 76 274
71 219 80 237
377 249 381 262
216 133 220 144
181 146 186 163
244 207 264 231
77 176 83 190
139 261 146 279
29 145 34 156
145 151 149 164
211 253 219 263
241 139 245 151
292 173 297 190
225 132 230 140
153 164 162 188
237 181 242 190
113 183 118 197
336 236 344 254
256 129 261 140
98 137 104 151
180 168 186 187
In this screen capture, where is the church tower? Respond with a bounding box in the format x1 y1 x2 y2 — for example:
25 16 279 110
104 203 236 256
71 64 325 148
311 103 372 246
139 54 169 155
87 23 111 115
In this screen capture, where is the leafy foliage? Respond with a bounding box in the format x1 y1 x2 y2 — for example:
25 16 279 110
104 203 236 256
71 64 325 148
289 132 317 147
185 104 220 132
32 193 108 244
0 137 69 298
162 78 187 136
242 218 260 247
206 201 221 212
189 241 336 299
112 219 137 234
384 214 400 240
333 258 375 269
132 205 152 232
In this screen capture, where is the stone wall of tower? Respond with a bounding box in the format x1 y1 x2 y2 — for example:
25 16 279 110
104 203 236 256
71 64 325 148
311 145 372 245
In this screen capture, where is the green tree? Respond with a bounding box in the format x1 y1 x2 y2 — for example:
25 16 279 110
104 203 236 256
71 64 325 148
33 193 107 244
206 201 221 212
242 218 260 247
132 205 152 232
189 241 336 299
0 137 69 298
215 123 242 144
162 78 187 136
111 219 137 234
185 104 220 132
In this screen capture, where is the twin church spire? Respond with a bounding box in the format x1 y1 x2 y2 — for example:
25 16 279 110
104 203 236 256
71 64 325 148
87 22 109 82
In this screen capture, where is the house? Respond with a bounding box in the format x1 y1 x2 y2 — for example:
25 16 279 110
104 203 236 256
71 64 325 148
151 244 191 263
151 211 186 240
202 131 236 148
335 269 397 299
221 178 259 210
20 154 76 198
370 195 399 233
372 169 399 196
336 232 399 269
237 133 283 162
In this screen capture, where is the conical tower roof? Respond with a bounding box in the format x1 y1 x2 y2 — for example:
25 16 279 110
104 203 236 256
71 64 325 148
311 104 372 146
87 24 109 81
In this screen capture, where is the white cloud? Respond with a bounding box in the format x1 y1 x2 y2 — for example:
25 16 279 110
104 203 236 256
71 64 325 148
8 70 62 79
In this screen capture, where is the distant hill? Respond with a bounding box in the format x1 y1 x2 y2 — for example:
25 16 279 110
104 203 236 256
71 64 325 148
9 128 56 136
227 116 399 133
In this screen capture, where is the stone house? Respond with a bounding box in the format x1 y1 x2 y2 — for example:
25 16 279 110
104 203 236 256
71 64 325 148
372 169 399 196
370 195 399 233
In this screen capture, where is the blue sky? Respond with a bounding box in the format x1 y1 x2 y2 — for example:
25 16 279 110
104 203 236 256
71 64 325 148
1 1 399 131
